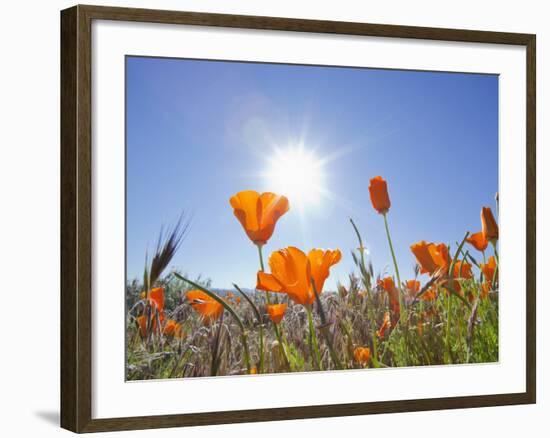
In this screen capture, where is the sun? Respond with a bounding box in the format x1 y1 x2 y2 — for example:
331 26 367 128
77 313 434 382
263 146 325 206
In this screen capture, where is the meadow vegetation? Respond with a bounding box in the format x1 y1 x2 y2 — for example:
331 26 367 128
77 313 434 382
126 177 499 380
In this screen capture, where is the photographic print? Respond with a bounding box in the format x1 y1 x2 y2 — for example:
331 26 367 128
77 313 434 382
125 56 499 380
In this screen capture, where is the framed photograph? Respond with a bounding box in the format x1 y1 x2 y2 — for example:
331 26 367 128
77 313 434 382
60 4 536 433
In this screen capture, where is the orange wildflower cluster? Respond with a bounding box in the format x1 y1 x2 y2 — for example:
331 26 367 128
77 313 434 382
136 287 185 340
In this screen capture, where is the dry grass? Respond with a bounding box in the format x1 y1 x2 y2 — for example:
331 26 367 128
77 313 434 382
126 218 498 380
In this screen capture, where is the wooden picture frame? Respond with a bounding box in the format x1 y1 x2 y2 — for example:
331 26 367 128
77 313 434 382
61 4 536 433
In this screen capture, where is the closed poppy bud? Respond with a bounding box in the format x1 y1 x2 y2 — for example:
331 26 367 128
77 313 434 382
377 311 391 338
368 176 391 214
481 207 499 242
466 231 489 252
266 303 287 324
378 277 400 322
353 347 371 365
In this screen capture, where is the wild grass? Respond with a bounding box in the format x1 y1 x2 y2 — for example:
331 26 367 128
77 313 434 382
126 213 498 380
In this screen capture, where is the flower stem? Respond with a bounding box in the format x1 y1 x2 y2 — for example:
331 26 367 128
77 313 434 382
491 241 499 266
311 277 343 370
306 305 322 371
383 213 405 321
257 243 266 271
254 246 290 370
257 244 272 304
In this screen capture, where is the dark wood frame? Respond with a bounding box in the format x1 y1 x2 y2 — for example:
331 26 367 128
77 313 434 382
61 4 536 433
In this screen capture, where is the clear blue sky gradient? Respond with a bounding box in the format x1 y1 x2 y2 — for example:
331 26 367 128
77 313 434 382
126 56 498 291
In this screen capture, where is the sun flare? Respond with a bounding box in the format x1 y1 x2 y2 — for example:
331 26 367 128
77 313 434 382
264 146 325 206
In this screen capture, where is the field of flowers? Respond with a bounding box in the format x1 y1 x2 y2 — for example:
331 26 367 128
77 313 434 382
126 176 499 379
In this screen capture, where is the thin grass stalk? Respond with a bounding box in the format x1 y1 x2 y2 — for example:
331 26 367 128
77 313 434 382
306 305 322 370
210 316 224 376
349 219 383 366
444 232 470 364
311 278 343 370
491 241 500 266
233 284 264 373
350 218 371 298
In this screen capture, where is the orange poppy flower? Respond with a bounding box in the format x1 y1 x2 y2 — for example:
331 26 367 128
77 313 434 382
136 315 148 337
256 246 341 306
136 314 159 337
266 303 287 324
378 277 400 321
229 190 289 246
466 231 489 252
421 286 438 301
481 206 499 243
368 176 391 214
186 290 224 324
377 311 391 338
480 256 497 284
353 347 371 365
453 261 473 279
411 241 439 274
163 319 184 339
140 287 165 319
444 278 463 296
480 281 491 299
430 243 450 273
148 287 165 310
406 279 421 297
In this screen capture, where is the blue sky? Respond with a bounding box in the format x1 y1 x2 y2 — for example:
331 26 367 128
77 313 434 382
126 56 498 291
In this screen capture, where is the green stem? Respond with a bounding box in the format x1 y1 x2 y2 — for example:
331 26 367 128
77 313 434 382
311 277 343 370
445 289 453 364
241 332 252 374
234 283 264 373
258 323 264 373
383 213 405 321
257 244 272 305
255 245 290 370
491 241 499 266
350 218 371 298
306 306 322 370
